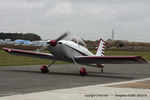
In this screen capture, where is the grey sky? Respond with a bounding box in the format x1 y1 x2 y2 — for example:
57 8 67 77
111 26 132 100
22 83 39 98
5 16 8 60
0 0 150 42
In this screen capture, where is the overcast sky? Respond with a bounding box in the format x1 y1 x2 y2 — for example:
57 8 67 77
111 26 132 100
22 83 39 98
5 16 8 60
0 0 150 42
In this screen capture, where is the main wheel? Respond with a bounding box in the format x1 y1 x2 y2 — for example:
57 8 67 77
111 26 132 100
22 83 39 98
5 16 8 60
40 65 49 73
80 68 87 76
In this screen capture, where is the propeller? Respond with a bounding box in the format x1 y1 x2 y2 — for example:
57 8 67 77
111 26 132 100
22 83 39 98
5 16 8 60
38 31 69 52
56 31 69 41
38 43 50 51
48 31 69 46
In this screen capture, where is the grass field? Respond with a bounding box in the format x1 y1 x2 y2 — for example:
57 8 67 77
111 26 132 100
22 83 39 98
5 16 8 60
0 49 150 66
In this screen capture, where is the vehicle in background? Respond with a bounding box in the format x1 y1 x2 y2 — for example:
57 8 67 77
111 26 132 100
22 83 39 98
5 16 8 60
31 40 47 46
14 39 25 45
23 40 31 45
5 39 13 44
0 39 5 45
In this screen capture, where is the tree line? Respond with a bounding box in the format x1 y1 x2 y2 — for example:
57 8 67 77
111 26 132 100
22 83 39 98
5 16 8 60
0 32 41 41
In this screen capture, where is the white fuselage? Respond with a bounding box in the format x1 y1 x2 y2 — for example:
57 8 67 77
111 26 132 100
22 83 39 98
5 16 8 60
48 40 94 62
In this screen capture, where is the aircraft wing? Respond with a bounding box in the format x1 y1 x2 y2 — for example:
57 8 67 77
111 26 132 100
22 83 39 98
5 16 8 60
2 48 56 60
74 56 147 64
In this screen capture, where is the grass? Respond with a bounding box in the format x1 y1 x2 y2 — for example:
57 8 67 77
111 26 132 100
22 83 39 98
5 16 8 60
0 49 150 67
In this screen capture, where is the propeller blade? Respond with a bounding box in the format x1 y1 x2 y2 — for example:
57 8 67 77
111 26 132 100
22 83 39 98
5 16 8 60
40 31 70 48
38 44 50 51
56 31 69 42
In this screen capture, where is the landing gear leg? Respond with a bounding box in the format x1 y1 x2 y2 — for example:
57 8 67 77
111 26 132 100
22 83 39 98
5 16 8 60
101 68 103 73
72 57 87 76
40 59 57 73
97 64 104 73
47 59 57 68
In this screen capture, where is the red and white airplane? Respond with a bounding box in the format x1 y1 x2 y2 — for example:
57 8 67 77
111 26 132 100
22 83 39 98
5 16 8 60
3 32 147 75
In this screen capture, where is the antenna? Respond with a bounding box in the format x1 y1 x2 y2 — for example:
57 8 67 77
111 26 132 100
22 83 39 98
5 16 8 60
112 29 114 40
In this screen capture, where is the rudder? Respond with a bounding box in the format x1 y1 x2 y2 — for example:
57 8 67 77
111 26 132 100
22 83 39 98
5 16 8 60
95 39 105 56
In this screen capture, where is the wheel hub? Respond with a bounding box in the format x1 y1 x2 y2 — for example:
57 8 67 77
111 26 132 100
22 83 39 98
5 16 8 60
40 65 49 73
80 68 87 76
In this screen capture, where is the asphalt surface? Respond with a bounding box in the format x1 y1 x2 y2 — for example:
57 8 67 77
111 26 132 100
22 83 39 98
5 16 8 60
0 64 149 97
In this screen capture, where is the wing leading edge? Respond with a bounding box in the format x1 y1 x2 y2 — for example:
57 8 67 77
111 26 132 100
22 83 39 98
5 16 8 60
2 48 56 60
74 56 147 64
2 48 148 64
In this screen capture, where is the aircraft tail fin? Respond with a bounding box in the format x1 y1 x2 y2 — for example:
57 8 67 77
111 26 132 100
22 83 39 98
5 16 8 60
95 39 105 56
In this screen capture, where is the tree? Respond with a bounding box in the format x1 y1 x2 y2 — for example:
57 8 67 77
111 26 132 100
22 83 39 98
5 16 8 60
23 33 41 41
0 32 41 41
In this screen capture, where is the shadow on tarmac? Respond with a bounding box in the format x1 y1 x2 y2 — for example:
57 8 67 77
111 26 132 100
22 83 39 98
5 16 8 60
4 69 134 79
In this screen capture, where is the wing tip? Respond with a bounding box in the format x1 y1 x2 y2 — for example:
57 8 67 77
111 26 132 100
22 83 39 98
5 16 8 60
2 47 10 52
135 56 148 64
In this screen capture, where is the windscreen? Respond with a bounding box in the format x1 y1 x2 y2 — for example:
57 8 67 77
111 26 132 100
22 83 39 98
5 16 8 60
69 36 87 47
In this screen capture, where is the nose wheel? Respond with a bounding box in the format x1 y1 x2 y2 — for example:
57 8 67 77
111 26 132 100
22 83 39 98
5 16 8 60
40 65 49 73
80 68 87 76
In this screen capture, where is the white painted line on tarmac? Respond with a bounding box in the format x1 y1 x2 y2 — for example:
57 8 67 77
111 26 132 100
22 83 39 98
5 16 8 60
99 78 150 87
0 78 150 100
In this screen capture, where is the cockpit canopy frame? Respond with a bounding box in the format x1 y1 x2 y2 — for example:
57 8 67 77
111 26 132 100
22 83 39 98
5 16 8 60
68 36 87 47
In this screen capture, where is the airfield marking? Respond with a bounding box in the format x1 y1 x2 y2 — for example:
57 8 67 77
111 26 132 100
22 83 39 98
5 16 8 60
100 77 150 87
108 79 150 89
0 78 149 100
